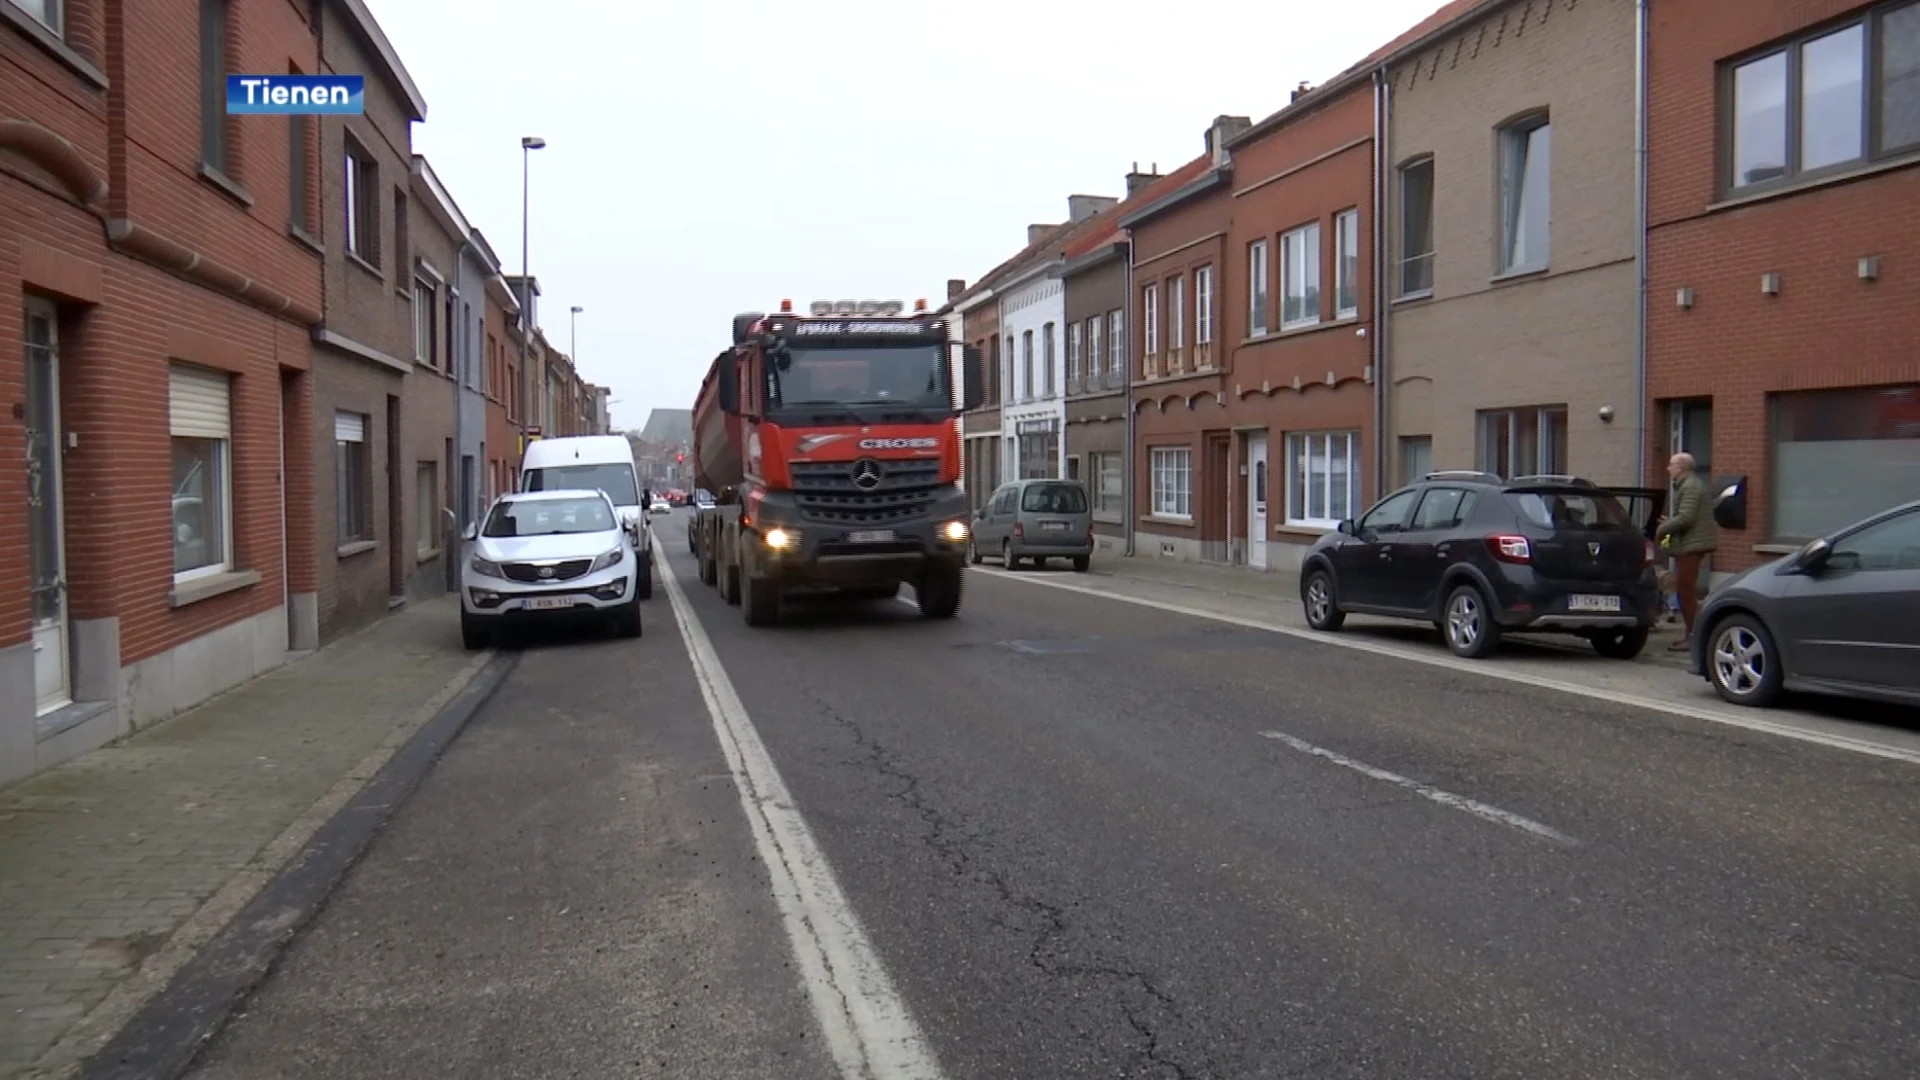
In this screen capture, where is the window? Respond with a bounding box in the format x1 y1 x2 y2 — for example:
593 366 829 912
1021 482 1088 513
1399 435 1433 487
1411 487 1479 531
1002 335 1013 405
1498 115 1551 273
1066 321 1082 391
18 0 60 33
1334 209 1359 317
1194 265 1213 345
1398 157 1435 296
199 0 229 173
335 412 371 544
1042 323 1056 397
1169 275 1185 350
413 279 436 361
1107 310 1125 380
1357 488 1420 535
1092 451 1123 515
1477 405 1569 477
1771 384 1920 540
1142 283 1158 361
1285 431 1358 528
344 141 378 264
1149 446 1191 519
1281 223 1321 329
1016 426 1059 479
444 290 456 372
1728 5 1920 192
1085 317 1103 389
1247 239 1269 335
1021 330 1034 400
169 364 233 580
416 462 440 557
1828 508 1920 571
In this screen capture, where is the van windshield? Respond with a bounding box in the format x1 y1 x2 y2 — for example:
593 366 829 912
1022 483 1088 514
522 464 638 505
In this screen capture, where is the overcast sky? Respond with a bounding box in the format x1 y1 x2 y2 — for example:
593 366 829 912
364 0 1444 434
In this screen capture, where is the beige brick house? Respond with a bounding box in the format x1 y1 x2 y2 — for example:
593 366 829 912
1383 0 1640 489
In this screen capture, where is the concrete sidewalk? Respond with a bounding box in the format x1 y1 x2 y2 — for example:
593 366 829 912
0 598 492 1080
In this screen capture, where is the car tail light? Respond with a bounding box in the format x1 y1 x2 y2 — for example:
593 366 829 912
1012 521 1024 539
1486 534 1532 563
1087 523 1095 542
1643 539 1658 566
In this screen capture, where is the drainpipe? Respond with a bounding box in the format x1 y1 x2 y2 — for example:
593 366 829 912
1371 66 1391 501
1123 234 1137 557
445 236 475 592
1633 0 1651 486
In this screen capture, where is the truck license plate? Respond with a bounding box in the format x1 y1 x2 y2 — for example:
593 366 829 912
522 596 575 612
1568 594 1621 613
846 530 896 543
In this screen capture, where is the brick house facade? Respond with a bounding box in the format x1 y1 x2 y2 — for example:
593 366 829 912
2 0 323 785
480 251 522 501
1646 0 1920 572
401 158 464 601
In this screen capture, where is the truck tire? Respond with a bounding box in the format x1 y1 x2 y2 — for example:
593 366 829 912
699 539 717 586
723 559 742 605
917 567 963 619
742 571 779 626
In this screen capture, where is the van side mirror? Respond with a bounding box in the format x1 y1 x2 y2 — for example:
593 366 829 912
961 345 985 412
716 353 740 415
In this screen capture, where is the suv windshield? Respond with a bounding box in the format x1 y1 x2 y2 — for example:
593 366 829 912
1506 490 1633 531
482 497 616 538
522 464 638 506
1022 483 1088 514
769 344 947 411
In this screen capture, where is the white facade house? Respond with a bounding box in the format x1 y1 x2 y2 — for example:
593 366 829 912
998 267 1067 481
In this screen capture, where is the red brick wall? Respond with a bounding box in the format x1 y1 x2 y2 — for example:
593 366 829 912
483 287 518 495
1647 0 1920 570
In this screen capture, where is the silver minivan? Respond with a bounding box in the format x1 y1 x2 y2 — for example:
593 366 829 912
969 479 1095 571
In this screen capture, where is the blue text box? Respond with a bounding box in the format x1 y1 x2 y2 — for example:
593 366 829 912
226 75 364 115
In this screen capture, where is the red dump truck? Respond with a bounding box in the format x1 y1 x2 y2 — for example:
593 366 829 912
688 298 984 626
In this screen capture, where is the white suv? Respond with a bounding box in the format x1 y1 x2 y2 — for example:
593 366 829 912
460 489 642 649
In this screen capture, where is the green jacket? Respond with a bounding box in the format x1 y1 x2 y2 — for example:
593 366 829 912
1657 471 1718 554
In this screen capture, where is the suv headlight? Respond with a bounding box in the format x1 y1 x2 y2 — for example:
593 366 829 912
589 547 626 572
469 555 504 578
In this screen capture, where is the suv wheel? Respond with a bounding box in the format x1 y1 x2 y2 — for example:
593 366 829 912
1302 569 1345 632
1442 584 1501 659
1589 625 1648 660
1706 613 1783 708
969 538 983 565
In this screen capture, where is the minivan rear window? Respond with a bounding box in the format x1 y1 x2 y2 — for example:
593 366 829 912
522 464 638 505
1022 483 1088 514
1506 491 1633 531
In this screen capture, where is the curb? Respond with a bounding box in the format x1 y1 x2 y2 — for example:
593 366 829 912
70 650 518 1080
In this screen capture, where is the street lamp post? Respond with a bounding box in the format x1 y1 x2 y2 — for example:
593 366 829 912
519 136 546 450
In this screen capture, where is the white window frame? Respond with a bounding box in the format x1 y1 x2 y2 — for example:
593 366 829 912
413 277 436 362
416 461 440 558
1281 223 1321 330
1497 113 1552 274
1086 316 1103 388
334 411 372 545
1284 430 1359 530
1476 405 1569 477
1142 284 1159 361
1107 309 1124 380
1066 321 1082 390
1169 275 1184 350
1248 239 1269 336
1333 209 1359 318
1042 322 1056 397
1093 451 1123 517
169 363 235 584
1194 265 1213 345
19 0 62 35
1149 445 1192 520
1021 329 1034 401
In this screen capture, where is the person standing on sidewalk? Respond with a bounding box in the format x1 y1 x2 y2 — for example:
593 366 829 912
1655 452 1718 651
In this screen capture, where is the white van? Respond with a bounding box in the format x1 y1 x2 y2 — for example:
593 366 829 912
519 435 653 599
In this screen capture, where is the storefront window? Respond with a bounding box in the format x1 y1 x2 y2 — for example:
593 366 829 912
1771 384 1920 539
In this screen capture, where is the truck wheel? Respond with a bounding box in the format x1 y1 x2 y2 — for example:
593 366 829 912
634 551 654 600
917 567 962 619
742 572 780 626
723 559 742 605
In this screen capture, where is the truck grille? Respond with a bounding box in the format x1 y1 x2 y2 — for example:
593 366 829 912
789 459 942 525
501 559 592 583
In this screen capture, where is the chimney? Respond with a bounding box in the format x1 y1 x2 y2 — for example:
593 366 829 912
1027 223 1059 246
1292 80 1314 102
1206 114 1253 166
1124 160 1162 196
1067 194 1118 222
947 278 966 300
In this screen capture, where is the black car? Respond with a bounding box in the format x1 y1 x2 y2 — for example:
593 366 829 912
1299 471 1662 659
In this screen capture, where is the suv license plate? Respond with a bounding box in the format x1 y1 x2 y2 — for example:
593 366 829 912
847 530 896 543
523 596 575 612
1568 594 1621 613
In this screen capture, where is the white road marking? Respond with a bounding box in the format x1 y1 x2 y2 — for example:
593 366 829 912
1258 730 1580 845
972 567 1920 767
658 555 949 1080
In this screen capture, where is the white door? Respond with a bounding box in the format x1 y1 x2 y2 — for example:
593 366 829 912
25 297 70 713
1247 433 1269 570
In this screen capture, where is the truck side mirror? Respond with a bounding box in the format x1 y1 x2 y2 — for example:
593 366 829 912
717 353 740 415
961 345 985 412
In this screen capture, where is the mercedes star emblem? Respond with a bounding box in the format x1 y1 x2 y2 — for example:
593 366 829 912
851 458 884 491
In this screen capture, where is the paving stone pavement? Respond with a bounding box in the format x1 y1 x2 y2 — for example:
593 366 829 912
0 597 490 1079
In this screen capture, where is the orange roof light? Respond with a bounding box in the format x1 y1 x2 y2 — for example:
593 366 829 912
778 298 793 313
914 298 928 312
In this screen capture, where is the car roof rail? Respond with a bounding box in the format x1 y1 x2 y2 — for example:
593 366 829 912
1507 473 1597 488
1423 470 1504 484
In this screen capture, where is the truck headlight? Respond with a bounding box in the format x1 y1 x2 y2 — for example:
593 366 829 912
763 527 795 550
589 547 626 572
941 519 969 542
469 555 504 578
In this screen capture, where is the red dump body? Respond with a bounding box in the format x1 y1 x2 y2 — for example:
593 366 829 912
691 349 743 495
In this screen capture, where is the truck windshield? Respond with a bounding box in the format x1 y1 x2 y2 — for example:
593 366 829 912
521 465 638 506
769 344 948 412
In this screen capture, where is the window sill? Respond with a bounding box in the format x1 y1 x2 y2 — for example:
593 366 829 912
199 165 254 208
1141 514 1195 527
1391 289 1434 306
1491 264 1549 285
337 539 377 559
169 568 262 609
1240 315 1361 347
1277 522 1336 538
346 249 383 282
0 5 108 88
1711 151 1920 213
288 224 323 255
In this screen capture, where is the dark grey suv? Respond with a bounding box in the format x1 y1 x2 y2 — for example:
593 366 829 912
1298 472 1662 659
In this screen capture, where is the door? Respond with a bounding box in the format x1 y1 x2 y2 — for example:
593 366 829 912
1778 508 1920 691
1247 434 1269 569
1333 487 1420 608
1392 486 1478 611
24 297 70 713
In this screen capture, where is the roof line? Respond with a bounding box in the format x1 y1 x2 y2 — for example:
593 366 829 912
1118 167 1231 229
333 0 428 122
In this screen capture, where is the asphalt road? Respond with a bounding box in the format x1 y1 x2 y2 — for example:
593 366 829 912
185 518 1920 1079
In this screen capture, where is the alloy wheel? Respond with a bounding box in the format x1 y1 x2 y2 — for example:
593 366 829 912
1446 592 1482 650
1712 624 1768 699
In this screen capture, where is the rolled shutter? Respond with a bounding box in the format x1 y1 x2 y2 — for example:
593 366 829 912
334 411 365 443
169 364 231 439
